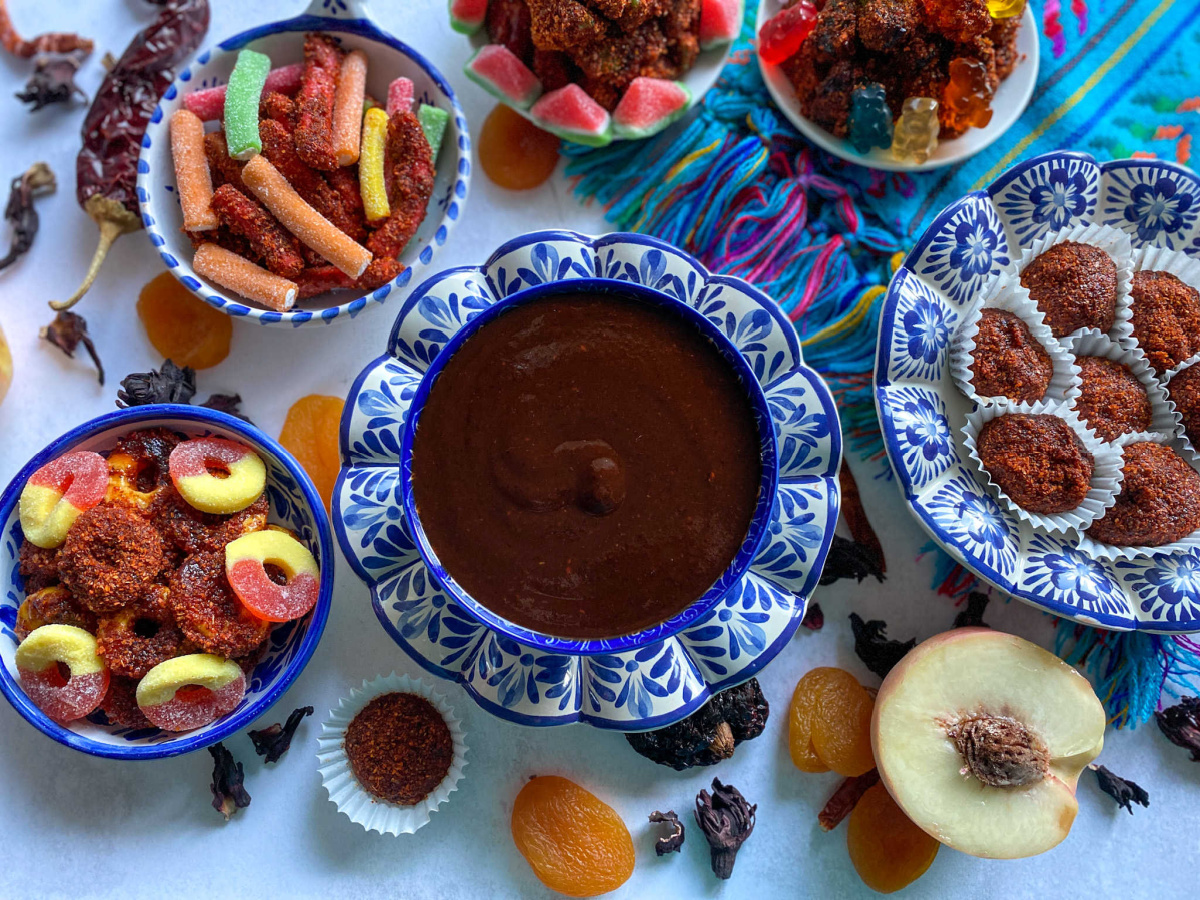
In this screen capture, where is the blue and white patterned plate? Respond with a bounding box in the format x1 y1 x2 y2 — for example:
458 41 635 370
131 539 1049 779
875 152 1200 633
0 406 334 758
334 231 842 729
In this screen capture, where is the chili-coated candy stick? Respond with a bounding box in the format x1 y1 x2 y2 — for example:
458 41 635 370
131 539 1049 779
295 33 342 171
204 132 246 191
386 76 413 115
210 184 305 279
241 155 372 279
224 48 272 160
359 106 390 223
183 62 304 121
332 49 368 166
326 165 366 237
186 226 254 262
193 243 298 311
259 91 296 127
367 111 435 260
259 118 364 241
296 265 353 299
169 109 219 232
357 257 404 292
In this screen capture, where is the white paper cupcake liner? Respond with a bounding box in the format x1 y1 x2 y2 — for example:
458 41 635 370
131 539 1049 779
1128 244 1200 365
1016 222 1135 345
1164 351 1200 466
1066 329 1179 443
963 399 1122 535
317 673 468 836
950 272 1080 406
1076 433 1200 561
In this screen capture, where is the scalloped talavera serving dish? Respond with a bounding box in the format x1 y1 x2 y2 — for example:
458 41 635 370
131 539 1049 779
334 231 842 729
138 0 470 327
0 405 334 758
875 151 1200 633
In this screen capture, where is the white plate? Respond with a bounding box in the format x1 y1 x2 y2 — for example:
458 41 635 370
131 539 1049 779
756 2 1039 171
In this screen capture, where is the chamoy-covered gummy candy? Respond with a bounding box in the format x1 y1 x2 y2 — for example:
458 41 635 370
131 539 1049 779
225 530 320 622
944 58 994 131
223 48 272 160
19 450 109 548
987 0 1024 18
848 83 893 154
136 653 245 731
16 624 110 723
891 97 939 163
168 437 267 515
386 76 414 116
757 0 818 66
418 104 451 162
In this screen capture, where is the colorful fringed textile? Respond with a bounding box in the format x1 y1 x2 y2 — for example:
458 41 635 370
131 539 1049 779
565 4 1200 726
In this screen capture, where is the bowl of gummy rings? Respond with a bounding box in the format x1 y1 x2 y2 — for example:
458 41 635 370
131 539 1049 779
137 0 471 326
0 405 334 758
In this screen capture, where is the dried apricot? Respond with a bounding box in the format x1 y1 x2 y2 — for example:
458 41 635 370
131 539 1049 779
847 782 939 893
789 668 830 773
511 775 635 897
278 395 344 513
479 103 560 190
137 272 233 370
810 669 875 777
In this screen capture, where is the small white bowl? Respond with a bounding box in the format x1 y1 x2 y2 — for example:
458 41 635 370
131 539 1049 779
756 1 1039 171
137 0 471 327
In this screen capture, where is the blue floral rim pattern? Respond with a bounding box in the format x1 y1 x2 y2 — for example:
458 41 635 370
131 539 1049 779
0 406 334 758
334 231 843 729
136 12 471 327
875 151 1200 633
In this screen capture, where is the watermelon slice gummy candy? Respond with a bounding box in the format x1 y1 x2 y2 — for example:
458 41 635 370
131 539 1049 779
700 0 744 49
758 1 818 65
613 78 692 139
530 84 613 147
450 0 488 34
418 104 451 161
466 44 543 109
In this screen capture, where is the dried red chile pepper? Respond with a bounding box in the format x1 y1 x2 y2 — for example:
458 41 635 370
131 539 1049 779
818 769 880 831
55 0 209 311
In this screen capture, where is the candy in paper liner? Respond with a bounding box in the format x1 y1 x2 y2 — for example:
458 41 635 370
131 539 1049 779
950 271 1080 406
317 673 467 836
962 399 1122 535
1076 433 1200 562
1133 243 1200 374
1015 221 1135 345
1066 329 1179 443
1164 351 1200 467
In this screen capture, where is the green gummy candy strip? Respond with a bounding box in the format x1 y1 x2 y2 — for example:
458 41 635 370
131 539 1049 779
224 49 272 160
418 104 450 162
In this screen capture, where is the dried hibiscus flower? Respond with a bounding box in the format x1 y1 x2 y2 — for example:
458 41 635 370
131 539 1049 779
0 161 54 272
248 705 313 763
849 612 916 679
953 591 991 629
208 742 250 820
117 360 252 422
40 310 103 384
801 601 824 631
648 809 685 855
16 52 85 110
1089 764 1149 815
695 778 756 880
818 769 880 831
1155 696 1200 761
625 679 769 770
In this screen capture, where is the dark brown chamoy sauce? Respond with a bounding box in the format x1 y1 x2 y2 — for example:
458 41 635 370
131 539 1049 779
410 291 763 639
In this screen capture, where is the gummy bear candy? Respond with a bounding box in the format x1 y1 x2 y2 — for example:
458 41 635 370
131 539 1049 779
987 0 1024 18
891 97 940 163
848 83 893 154
758 0 818 66
943 58 994 132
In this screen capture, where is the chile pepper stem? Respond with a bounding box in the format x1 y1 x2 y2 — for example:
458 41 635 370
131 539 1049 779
50 218 125 311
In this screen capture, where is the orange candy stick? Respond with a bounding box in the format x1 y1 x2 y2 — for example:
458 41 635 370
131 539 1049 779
332 49 368 166
193 242 298 311
169 109 219 231
240 154 372 279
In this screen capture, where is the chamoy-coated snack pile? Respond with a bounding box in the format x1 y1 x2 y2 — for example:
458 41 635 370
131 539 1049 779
1020 241 1118 338
172 33 449 310
968 308 1052 403
976 414 1094 515
1074 356 1153 442
344 692 454 805
762 0 1024 158
12 429 321 730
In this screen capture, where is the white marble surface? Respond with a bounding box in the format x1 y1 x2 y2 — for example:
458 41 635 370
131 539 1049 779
0 2 1197 897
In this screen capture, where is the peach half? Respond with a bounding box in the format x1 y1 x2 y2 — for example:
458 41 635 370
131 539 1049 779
871 628 1105 860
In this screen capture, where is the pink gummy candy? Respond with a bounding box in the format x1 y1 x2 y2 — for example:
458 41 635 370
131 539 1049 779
27 451 109 510
227 558 319 622
168 437 253 480
183 63 306 121
19 666 108 724
387 77 414 116
141 676 245 732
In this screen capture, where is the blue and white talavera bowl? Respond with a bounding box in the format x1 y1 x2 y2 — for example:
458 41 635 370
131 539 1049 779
875 151 1200 633
137 0 471 327
0 405 334 758
334 231 843 729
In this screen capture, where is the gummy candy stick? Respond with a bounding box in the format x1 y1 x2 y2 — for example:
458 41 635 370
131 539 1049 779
386 76 413 115
169 109 220 232
224 49 272 160
193 242 299 311
332 49 369 166
241 154 372 278
210 184 305 279
259 119 363 242
417 104 450 162
183 63 304 121
359 106 391 223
